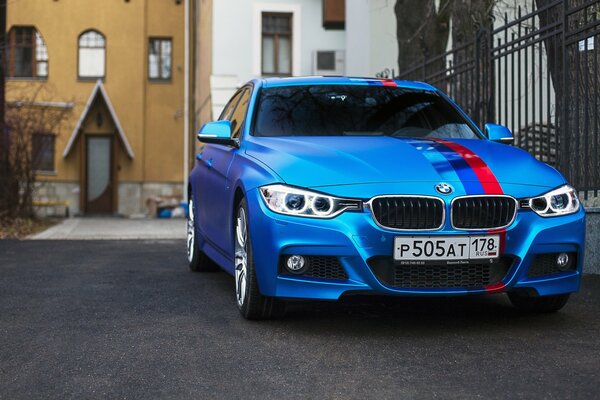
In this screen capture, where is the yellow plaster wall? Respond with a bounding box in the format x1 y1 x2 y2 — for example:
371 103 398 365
6 0 187 185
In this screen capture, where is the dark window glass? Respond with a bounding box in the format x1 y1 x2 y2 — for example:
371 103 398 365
253 85 480 139
262 13 292 76
229 88 252 139
32 133 55 172
149 38 172 80
8 27 48 78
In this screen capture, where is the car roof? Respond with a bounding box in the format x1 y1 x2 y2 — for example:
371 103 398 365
258 76 437 91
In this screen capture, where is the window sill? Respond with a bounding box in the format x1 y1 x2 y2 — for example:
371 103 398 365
78 77 105 82
34 170 57 176
261 73 292 77
7 77 48 82
148 78 173 84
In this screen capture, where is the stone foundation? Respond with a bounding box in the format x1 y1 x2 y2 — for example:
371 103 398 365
33 181 81 217
584 209 600 274
33 181 183 217
118 182 184 216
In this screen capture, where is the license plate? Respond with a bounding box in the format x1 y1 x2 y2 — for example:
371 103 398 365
393 235 500 263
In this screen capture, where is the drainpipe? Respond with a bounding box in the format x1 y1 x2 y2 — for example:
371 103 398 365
183 0 190 202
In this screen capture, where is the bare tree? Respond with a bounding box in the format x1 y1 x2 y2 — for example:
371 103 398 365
395 0 497 123
0 86 72 218
449 0 497 123
395 0 451 76
535 0 600 188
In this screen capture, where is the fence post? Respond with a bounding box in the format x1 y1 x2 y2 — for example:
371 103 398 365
475 29 482 125
558 0 568 180
487 25 495 124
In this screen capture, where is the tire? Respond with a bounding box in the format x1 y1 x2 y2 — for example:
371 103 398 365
234 198 285 320
187 197 218 272
508 292 570 313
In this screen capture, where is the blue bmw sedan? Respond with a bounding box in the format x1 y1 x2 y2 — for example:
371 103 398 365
187 76 585 319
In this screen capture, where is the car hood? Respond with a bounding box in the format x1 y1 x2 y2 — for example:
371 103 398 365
244 136 565 190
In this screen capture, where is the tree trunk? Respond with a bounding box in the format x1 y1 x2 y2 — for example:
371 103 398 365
0 0 7 217
448 0 496 124
536 0 600 190
394 0 450 78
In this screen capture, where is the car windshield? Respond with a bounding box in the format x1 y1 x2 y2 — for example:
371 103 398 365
252 85 480 139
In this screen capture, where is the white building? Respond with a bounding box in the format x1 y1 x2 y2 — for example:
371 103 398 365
210 0 347 117
345 0 398 78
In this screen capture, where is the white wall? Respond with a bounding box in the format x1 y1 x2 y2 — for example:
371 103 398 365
212 0 344 84
345 0 370 76
211 0 347 117
368 0 398 77
346 0 397 78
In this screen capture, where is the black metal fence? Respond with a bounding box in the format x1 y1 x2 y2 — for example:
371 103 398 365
397 0 600 200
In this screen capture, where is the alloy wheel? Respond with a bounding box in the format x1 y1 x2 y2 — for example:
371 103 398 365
187 198 195 263
234 207 248 307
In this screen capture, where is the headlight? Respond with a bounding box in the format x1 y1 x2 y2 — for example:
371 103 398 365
528 185 580 217
259 184 361 218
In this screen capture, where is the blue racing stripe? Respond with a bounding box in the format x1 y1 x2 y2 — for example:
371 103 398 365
408 140 466 193
427 141 485 195
408 139 485 195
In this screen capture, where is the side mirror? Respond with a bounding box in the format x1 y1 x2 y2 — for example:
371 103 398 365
197 120 238 146
485 123 514 144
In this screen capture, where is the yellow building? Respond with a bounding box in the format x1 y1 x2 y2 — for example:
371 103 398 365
6 0 195 216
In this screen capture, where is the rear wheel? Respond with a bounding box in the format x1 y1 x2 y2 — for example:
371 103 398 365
234 199 284 319
187 197 218 272
508 292 570 313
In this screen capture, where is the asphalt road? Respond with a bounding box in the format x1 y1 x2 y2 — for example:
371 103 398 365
1 240 599 399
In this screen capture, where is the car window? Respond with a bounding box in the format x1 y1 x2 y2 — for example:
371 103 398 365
253 85 479 139
230 88 252 140
218 90 243 121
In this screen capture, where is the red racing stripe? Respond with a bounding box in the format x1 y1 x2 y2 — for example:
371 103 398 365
381 79 398 87
430 138 503 195
484 282 506 293
430 138 509 292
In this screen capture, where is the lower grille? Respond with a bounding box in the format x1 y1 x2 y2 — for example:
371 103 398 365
367 257 513 289
279 256 348 280
451 196 517 229
527 253 577 278
369 196 444 230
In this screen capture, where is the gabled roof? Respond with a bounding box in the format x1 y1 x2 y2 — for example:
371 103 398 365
63 80 134 159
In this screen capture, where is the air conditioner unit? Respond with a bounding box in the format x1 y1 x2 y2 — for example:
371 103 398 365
312 50 345 76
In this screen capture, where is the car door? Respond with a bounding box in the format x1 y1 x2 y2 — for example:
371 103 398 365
196 86 252 255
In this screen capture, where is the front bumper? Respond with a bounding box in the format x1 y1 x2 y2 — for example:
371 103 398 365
245 188 585 300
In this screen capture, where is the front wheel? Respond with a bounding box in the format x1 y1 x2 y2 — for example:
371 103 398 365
508 292 571 313
234 199 284 319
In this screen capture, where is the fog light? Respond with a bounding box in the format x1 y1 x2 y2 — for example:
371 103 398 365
556 253 569 270
286 255 306 273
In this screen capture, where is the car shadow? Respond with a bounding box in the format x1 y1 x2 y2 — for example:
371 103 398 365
199 271 580 336
276 294 581 336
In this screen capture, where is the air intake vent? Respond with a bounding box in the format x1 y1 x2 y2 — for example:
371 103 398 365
451 196 517 230
369 196 444 230
367 256 513 289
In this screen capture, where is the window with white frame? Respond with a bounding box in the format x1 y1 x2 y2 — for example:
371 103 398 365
261 13 292 76
78 30 106 79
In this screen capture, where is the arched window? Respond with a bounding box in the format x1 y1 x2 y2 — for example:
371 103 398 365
7 26 48 79
78 30 105 79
